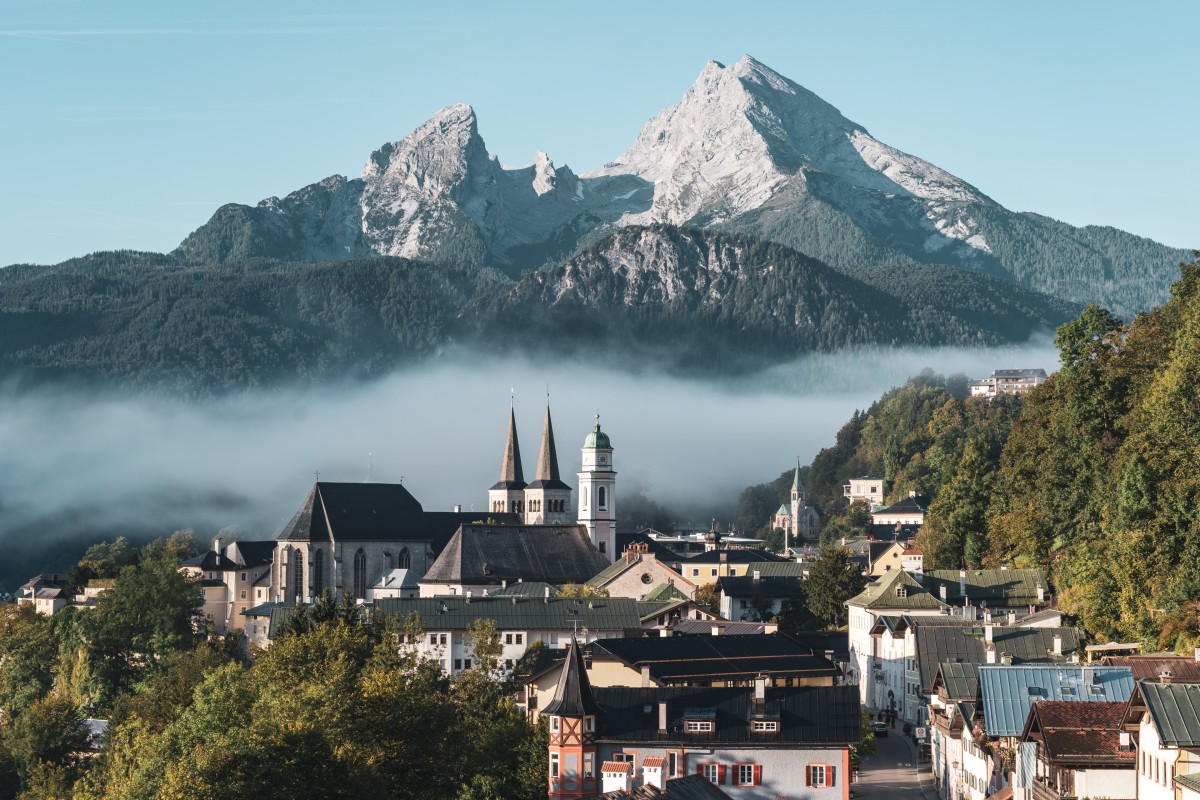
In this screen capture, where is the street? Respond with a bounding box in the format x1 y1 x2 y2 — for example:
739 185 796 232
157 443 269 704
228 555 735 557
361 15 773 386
853 728 937 800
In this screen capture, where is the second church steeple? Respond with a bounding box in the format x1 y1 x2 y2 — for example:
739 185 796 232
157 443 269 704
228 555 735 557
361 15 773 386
525 402 573 524
488 405 527 515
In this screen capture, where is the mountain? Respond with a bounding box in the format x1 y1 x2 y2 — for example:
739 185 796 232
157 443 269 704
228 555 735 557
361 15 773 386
0 229 1077 391
175 56 1189 319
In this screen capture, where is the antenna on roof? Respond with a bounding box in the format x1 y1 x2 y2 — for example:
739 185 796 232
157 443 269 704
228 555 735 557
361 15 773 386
399 475 404 484
511 387 515 408
365 451 374 483
314 470 320 482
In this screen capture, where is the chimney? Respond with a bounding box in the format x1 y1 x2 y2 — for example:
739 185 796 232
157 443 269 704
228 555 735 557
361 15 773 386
711 625 720 636
755 674 767 703
939 584 948 601
986 645 997 665
909 490 917 498
753 569 761 582
959 569 967 595
1007 611 1017 625
644 760 665 790
544 586 550 603
1001 652 1013 665
984 624 993 643
1052 634 1062 656
641 665 651 688
501 579 507 590
1120 731 1132 751
1161 666 1174 685
454 504 462 513
658 700 668 733
1193 646 1200 663
602 762 634 794
1037 583 1045 602
1083 666 1095 685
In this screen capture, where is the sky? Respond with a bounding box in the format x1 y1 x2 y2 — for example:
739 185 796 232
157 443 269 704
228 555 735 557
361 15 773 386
1 1 1196 266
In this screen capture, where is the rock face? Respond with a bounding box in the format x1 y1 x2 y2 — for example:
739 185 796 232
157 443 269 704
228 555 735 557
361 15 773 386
176 55 1189 317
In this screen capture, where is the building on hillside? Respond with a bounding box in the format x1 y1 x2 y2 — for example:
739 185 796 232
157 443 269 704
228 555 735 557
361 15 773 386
1099 653 1200 681
869 493 929 539
417 522 609 597
544 638 860 800
1016 701 1136 800
17 574 84 616
770 460 822 549
578 417 619 561
843 477 884 509
968 369 1048 398
918 569 1052 617
180 538 275 634
1122 677 1200 800
587 544 696 601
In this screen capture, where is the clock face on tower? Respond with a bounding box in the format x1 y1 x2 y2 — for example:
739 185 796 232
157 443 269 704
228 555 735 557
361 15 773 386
598 456 608 465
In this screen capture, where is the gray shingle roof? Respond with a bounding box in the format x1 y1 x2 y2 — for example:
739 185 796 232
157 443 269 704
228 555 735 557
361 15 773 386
543 637 600 716
935 662 979 701
422 524 609 586
593 684 860 745
915 624 1080 691
919 569 1049 607
717 575 804 599
1140 680 1200 746
978 665 1134 737
847 569 946 610
591 635 839 684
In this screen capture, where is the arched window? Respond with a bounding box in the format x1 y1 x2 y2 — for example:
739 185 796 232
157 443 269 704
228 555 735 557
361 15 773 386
354 548 367 600
398 547 411 570
313 549 324 595
292 551 304 603
598 486 607 510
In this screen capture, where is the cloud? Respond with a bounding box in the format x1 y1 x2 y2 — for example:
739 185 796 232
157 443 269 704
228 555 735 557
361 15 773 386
0 340 1058 588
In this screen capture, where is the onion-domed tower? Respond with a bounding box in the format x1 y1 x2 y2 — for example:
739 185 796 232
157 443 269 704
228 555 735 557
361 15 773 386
577 415 617 562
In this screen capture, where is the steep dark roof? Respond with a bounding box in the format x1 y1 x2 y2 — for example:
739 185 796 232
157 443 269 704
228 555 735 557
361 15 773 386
678 549 790 565
492 581 559 597
933 662 980 701
180 551 228 570
491 406 526 490
228 540 275 568
528 404 571 490
615 533 683 562
276 482 422 542
717 575 804 599
593 684 860 745
421 524 609 586
872 495 930 515
1100 655 1200 682
847 569 946 611
543 638 601 716
919 569 1049 607
915 624 1079 691
592 635 838 684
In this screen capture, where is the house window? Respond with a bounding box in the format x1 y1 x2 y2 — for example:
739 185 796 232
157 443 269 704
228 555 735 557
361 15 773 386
550 717 560 732
454 659 463 671
353 548 367 599
752 720 778 732
711 569 717 577
699 763 723 784
599 541 606 553
692 569 700 577
807 764 836 787
515 633 523 645
464 658 472 670
584 752 595 779
550 753 559 778
686 720 713 732
668 752 677 777
240 590 247 599
240 572 247 582
612 753 634 763
429 634 438 645
734 764 760 786
505 633 514 645
585 717 594 732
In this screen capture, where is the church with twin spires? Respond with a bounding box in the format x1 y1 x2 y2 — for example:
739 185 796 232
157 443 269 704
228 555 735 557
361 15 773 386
488 403 618 561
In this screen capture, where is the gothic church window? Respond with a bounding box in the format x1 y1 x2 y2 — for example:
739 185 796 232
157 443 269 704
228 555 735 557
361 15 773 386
399 547 410 569
313 550 324 595
292 551 304 602
354 548 367 599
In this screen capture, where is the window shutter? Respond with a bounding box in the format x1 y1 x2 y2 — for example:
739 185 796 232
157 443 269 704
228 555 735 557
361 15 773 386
717 765 726 785
753 765 762 786
697 764 704 776
805 765 813 787
829 765 837 786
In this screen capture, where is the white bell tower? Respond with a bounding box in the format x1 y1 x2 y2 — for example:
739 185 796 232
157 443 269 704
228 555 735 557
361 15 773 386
578 415 617 562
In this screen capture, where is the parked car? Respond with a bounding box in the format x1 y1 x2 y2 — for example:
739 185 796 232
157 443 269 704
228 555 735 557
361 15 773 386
872 721 888 737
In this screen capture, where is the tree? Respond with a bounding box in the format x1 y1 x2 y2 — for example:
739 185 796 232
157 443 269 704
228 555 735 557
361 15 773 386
803 547 864 628
1 694 90 784
693 584 720 614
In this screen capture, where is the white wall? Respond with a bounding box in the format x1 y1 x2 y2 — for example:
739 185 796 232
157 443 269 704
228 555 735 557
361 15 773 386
1075 766 1136 799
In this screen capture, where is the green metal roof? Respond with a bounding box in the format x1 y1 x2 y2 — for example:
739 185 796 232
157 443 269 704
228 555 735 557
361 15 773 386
641 583 689 602
846 569 948 610
583 420 611 449
921 568 1050 607
1140 680 1200 747
373 595 648 632
936 662 980 701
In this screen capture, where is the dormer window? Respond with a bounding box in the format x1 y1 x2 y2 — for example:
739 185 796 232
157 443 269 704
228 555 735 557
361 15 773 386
686 720 713 732
896 586 908 598
752 720 779 732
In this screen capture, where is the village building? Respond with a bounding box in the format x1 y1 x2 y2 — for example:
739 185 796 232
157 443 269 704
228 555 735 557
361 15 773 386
544 638 860 800
770 461 822 549
179 538 275 634
1122 677 1200 800
587 544 696 601
1017 701 1136 800
716 574 803 622
673 550 791 586
968 369 1048 398
869 493 929 539
843 476 885 509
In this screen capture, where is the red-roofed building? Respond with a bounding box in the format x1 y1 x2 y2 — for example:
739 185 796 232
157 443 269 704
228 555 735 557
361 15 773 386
1018 701 1135 799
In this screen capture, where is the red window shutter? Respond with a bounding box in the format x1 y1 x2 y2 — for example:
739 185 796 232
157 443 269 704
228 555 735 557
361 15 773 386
829 765 837 786
753 765 762 786
806 765 813 787
697 763 705 776
717 765 726 785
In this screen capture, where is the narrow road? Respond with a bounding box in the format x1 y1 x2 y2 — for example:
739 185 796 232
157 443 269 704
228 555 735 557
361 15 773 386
853 729 938 800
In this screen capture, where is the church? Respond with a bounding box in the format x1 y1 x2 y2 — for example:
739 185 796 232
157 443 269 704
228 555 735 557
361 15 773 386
263 402 620 608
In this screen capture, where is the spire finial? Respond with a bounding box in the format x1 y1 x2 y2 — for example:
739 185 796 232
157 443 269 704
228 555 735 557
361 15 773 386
365 451 374 483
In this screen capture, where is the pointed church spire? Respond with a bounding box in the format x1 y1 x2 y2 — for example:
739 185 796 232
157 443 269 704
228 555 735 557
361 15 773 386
792 457 804 492
499 405 525 485
543 637 600 716
535 402 562 482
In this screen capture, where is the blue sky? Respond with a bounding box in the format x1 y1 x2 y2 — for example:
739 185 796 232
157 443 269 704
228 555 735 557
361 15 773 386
2 0 1196 266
